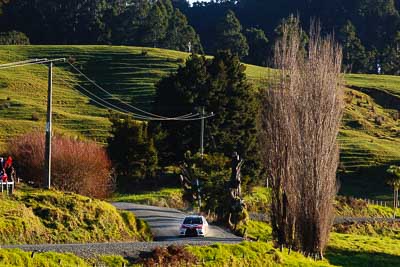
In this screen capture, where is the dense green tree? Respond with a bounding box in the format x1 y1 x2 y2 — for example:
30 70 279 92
206 51 259 178
354 0 400 53
153 51 259 181
338 20 369 73
0 0 124 44
141 1 169 47
107 115 158 191
179 0 400 74
214 10 249 59
152 54 209 162
163 9 203 53
111 0 151 44
0 30 29 44
0 0 201 51
244 27 269 66
381 32 400 74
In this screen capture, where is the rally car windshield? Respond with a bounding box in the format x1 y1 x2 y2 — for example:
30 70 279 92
183 217 202 224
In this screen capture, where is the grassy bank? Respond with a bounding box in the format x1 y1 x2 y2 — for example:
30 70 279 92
189 241 332 267
0 249 129 267
0 185 151 245
111 187 185 209
190 220 400 266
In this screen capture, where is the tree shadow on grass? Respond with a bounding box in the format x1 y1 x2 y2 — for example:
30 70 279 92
326 248 400 267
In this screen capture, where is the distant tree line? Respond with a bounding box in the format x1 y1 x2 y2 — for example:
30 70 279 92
176 0 400 74
0 0 202 53
2 0 400 73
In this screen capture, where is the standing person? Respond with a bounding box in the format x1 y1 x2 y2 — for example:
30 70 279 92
4 156 12 182
0 157 4 169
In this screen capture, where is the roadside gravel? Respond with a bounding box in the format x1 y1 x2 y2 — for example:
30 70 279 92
3 239 239 259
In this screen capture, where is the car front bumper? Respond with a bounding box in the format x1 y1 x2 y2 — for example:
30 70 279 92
180 228 205 237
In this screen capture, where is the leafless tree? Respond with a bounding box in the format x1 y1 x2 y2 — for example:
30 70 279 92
259 18 344 259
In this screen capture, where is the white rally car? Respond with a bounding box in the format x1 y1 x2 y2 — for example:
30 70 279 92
179 215 208 237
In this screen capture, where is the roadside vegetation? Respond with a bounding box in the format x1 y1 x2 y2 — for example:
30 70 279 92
0 185 151 245
244 186 271 213
111 187 185 209
0 249 129 267
189 219 400 267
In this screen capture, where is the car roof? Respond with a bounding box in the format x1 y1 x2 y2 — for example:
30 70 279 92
184 215 203 218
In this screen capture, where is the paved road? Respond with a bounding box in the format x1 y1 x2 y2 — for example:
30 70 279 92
112 202 242 242
3 203 242 258
334 216 400 224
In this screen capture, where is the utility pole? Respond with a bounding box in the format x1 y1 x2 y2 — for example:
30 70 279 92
44 62 53 189
200 106 205 158
196 178 201 212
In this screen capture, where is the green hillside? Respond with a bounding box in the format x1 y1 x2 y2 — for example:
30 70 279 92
0 45 398 198
340 75 400 198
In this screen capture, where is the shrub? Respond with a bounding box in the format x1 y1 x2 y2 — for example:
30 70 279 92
8 131 113 198
141 50 148 56
0 31 30 45
375 116 385 125
390 110 399 121
139 245 198 266
31 112 40 121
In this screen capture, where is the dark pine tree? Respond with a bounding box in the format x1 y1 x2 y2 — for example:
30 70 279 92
207 51 259 180
214 10 249 59
152 51 259 181
244 27 269 66
152 54 209 163
141 1 169 47
381 31 400 74
108 114 158 191
163 9 203 53
338 20 369 73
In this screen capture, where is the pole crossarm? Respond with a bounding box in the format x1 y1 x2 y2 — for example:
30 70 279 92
0 58 66 70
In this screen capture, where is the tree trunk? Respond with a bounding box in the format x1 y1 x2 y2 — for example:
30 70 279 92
393 188 397 218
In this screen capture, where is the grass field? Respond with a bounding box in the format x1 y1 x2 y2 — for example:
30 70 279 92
0 45 399 198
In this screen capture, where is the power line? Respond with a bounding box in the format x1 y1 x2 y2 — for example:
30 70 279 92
60 75 215 121
58 75 149 119
0 58 215 121
67 62 199 120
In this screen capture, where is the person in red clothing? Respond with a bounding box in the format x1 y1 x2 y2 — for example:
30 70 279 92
4 156 12 182
1 170 7 182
